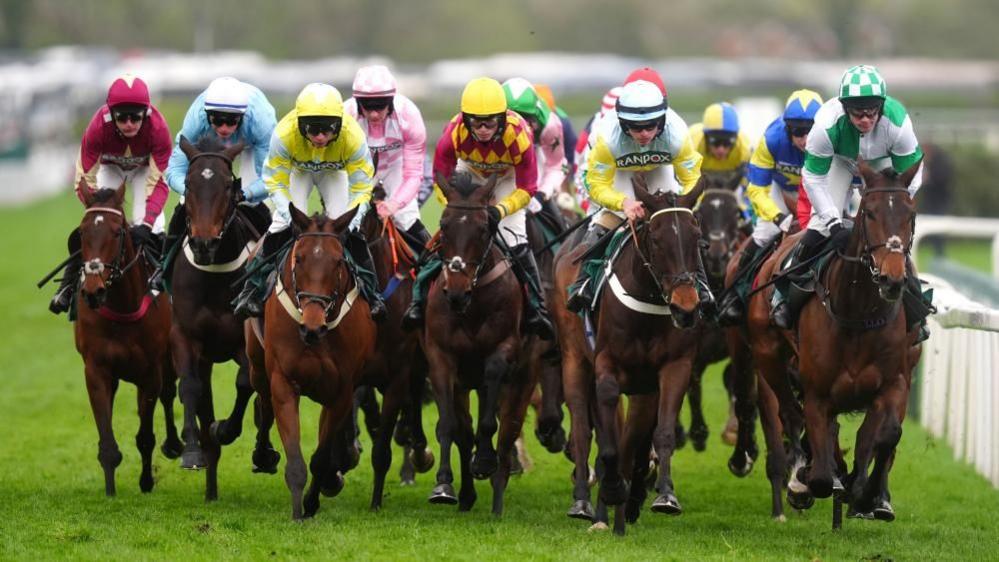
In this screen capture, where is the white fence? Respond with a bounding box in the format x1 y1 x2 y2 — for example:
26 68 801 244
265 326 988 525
915 215 999 488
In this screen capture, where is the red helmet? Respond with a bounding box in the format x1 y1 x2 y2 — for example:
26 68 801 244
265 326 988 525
106 74 150 109
624 67 667 97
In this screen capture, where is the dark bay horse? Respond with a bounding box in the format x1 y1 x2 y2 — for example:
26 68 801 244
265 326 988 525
422 172 537 516
746 161 923 522
168 136 277 502
551 175 705 535
74 183 181 495
247 204 377 520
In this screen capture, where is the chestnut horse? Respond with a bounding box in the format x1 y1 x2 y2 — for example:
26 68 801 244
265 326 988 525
745 161 923 522
247 205 377 520
74 184 181 495
168 136 278 502
423 172 537 516
551 176 705 535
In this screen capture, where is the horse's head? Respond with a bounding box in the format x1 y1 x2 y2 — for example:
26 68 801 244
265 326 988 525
855 159 920 302
632 174 705 328
694 189 743 279
180 135 246 263
77 181 129 309
436 171 498 314
288 203 357 346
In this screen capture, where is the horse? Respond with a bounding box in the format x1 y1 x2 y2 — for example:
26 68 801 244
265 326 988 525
73 183 181 495
745 160 923 523
168 136 278 502
685 187 748 451
422 172 537 516
349 188 436 510
246 204 377 520
551 174 706 534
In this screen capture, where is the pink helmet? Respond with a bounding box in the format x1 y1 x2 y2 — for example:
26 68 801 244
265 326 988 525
106 74 150 109
352 65 397 98
599 86 623 116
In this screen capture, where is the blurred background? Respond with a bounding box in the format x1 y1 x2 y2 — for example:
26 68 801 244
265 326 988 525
1 0 997 214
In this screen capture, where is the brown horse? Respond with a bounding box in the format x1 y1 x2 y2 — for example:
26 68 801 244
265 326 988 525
423 172 536 516
745 161 922 522
74 183 180 495
247 204 377 520
551 176 705 534
168 136 278 501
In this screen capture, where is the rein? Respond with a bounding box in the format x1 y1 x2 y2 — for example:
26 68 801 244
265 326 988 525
626 207 698 305
82 206 154 322
276 231 359 330
439 203 507 291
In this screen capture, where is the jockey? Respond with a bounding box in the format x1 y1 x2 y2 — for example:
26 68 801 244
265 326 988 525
343 65 431 254
534 83 578 184
49 74 172 315
232 83 385 320
716 89 823 325
155 77 277 287
401 77 555 340
502 77 567 220
566 79 715 314
687 102 754 211
770 65 926 333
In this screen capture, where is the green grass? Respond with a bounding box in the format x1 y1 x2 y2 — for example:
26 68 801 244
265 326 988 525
2 192 998 561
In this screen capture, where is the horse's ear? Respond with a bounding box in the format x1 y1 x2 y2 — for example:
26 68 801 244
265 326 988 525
221 141 245 163
435 172 453 202
677 176 707 210
289 202 310 233
479 173 499 204
179 135 198 160
631 173 656 210
113 181 127 208
857 158 879 191
332 204 360 234
899 157 923 188
78 178 95 207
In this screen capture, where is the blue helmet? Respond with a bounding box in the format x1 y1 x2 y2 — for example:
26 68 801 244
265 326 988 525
702 102 740 134
782 89 823 122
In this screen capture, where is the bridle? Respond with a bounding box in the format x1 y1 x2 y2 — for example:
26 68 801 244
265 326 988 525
81 207 145 290
288 231 350 324
629 206 699 304
835 186 913 283
185 151 240 244
695 189 742 268
439 203 496 290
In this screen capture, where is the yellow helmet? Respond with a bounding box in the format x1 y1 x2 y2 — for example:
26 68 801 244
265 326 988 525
295 83 344 118
460 77 507 116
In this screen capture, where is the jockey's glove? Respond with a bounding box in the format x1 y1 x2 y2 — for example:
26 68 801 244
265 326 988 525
775 213 793 233
486 206 501 234
131 223 155 248
233 177 246 203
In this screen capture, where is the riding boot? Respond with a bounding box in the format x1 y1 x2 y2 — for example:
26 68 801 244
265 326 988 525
401 252 443 330
566 224 609 313
49 229 82 315
771 229 826 329
903 265 936 345
717 240 761 326
345 231 387 322
149 203 186 293
405 220 432 256
694 250 717 321
233 228 292 319
510 243 556 340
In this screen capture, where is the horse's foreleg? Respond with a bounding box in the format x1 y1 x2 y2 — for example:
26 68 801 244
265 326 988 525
536 348 567 454
454 391 477 511
802 393 836 499
859 378 906 521
371 381 404 511
135 380 159 493
471 351 509 481
563 354 595 521
756 375 788 520
651 358 693 516
271 371 305 520
728 328 759 477
686 358 708 451
171 329 206 470
158 358 183 459
195 359 219 501
248 340 280 475
622 394 656 526
211 353 254 446
427 351 458 505
491 371 536 517
593 355 625 507
85 366 122 496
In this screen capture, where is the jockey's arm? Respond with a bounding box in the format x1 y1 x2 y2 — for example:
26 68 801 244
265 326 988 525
890 116 924 196
746 138 782 222
261 131 294 223
431 121 459 203
343 135 376 209
245 90 279 202
537 118 567 200
74 111 104 201
802 124 839 228
585 136 625 211
496 126 538 218
672 134 703 195
390 103 427 209
140 119 173 227
163 98 207 197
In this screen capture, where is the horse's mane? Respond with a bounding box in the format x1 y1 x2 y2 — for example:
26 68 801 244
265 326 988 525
447 172 483 199
193 135 227 154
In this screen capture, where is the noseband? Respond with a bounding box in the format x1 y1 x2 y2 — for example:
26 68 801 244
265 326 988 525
186 151 240 243
631 206 699 304
440 203 496 290
837 186 913 283
81 207 144 290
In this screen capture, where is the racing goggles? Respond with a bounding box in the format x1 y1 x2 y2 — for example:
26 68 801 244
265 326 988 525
208 112 242 127
467 115 501 130
845 106 881 120
706 134 736 148
357 96 393 112
785 120 813 137
623 119 660 133
113 110 144 124
299 116 342 137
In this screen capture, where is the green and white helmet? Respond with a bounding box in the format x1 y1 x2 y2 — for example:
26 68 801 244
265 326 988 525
839 65 887 102
502 77 550 129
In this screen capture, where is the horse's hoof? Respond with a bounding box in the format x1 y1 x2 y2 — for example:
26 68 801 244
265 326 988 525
847 507 875 520
567 500 595 521
252 445 281 474
139 473 154 493
160 438 183 460
536 425 567 454
428 483 458 505
787 489 815 511
400 477 415 486
774 514 787 523
587 521 610 533
727 451 754 478
689 427 709 452
409 448 435 474
303 495 320 518
209 420 240 446
872 500 895 522
650 493 682 515
470 450 498 480
346 441 361 472
808 477 834 499
180 448 207 470
320 471 345 498
625 499 643 523
599 478 628 506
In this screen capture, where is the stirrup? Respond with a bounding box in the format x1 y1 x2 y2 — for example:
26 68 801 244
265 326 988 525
49 287 74 315
401 303 424 330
